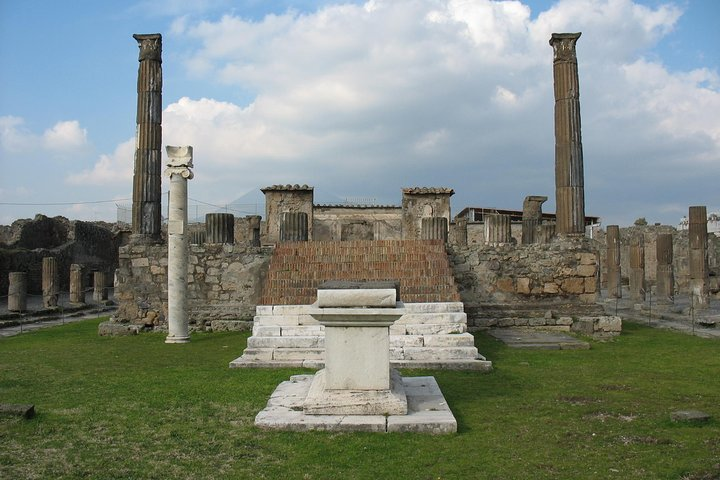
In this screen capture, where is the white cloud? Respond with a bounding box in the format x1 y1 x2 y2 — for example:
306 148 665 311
113 0 716 225
43 120 88 151
0 116 36 152
66 138 135 185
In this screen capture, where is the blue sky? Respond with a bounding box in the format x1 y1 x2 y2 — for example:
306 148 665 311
1 0 718 226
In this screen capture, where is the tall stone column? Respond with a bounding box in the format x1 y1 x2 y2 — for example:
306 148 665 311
131 33 163 241
42 257 59 308
484 214 511 245
165 146 194 344
550 33 585 236
69 264 85 305
629 236 645 302
93 271 108 302
606 225 621 298
206 213 235 244
8 272 27 312
280 212 309 242
521 195 547 244
656 233 674 304
421 217 448 242
688 206 709 307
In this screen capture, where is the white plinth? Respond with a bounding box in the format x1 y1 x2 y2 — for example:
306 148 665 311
325 325 390 390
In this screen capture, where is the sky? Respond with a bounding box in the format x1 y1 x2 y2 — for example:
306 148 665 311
0 0 718 227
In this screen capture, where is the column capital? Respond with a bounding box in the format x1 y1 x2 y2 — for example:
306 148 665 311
133 33 162 62
165 145 194 179
550 32 581 62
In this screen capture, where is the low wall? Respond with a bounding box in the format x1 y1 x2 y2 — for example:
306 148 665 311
111 243 271 329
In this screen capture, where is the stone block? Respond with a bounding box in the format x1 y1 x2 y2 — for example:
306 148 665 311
497 318 515 327
98 322 140 336
131 258 149 268
543 282 560 294
389 347 404 360
0 404 35 419
579 253 596 265
556 316 573 326
404 323 465 335
671 410 711 424
595 316 622 332
254 315 300 326
396 312 467 325
561 277 585 294
577 264 596 277
584 276 597 293
402 302 464 313
390 335 424 347
317 288 396 308
273 305 310 315
516 277 531 294
422 333 475 347
256 305 273 315
402 346 478 361
273 348 324 361
239 348 274 361
247 336 323 349
389 324 407 335
496 278 514 292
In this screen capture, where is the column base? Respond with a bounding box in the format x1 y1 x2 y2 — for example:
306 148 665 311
165 335 190 344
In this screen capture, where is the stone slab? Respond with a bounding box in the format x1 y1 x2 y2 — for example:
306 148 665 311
0 404 35 419
254 374 456 434
671 410 711 423
488 328 590 350
317 288 397 308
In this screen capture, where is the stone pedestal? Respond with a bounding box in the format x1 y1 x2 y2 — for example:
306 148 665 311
688 206 709 307
629 236 645 302
522 195 547 245
42 257 59 308
206 213 234 244
421 217 448 242
550 33 585 236
131 33 163 241
606 225 621 298
8 272 27 312
69 264 84 305
93 272 108 302
165 146 194 344
656 233 674 304
247 215 262 247
484 214 511 245
280 212 309 242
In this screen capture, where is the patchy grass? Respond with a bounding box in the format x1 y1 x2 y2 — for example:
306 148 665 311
1 319 719 479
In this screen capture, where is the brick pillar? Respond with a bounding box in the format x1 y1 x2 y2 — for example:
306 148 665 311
484 214 511 245
131 33 163 241
550 33 585 236
421 217 448 242
42 257 59 308
69 264 85 305
655 233 674 304
688 205 709 307
606 225 621 298
629 236 645 302
8 272 27 312
206 213 235 244
280 212 309 242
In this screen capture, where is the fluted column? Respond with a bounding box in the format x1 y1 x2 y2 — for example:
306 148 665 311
606 225 621 298
131 33 163 240
629 236 645 302
206 213 235 244
453 217 468 247
165 146 194 344
550 33 585 236
69 264 85 305
190 230 206 245
521 195 547 244
484 214 511 245
8 272 27 312
656 233 674 304
42 257 59 308
421 217 448 242
280 212 309 242
93 271 108 302
688 206 709 307
536 223 556 244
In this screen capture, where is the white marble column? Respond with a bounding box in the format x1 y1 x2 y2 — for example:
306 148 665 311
164 146 194 344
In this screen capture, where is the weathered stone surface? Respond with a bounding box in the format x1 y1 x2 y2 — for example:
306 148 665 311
671 410 711 423
7 272 27 312
606 225 621 298
97 321 140 336
42 257 58 308
0 404 35 419
317 288 396 308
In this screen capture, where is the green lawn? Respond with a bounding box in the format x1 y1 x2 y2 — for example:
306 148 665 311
1 318 719 479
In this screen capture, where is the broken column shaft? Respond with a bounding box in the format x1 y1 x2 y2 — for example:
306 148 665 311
484 214 511 245
606 225 621 298
655 233 674 304
69 264 85 305
421 217 448 242
688 206 709 308
131 33 163 240
165 146 194 344
42 257 59 308
8 272 27 312
521 196 547 245
629 236 646 302
550 33 585 236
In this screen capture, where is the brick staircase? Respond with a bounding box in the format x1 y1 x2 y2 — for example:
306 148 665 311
260 239 461 305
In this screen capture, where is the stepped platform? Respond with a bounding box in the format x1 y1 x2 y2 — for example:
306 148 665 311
231 240 491 371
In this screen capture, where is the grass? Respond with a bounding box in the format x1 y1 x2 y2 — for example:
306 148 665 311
1 319 719 479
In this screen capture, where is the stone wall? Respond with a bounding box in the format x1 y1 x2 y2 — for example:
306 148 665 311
112 243 272 329
450 238 601 328
313 206 402 241
466 222 523 245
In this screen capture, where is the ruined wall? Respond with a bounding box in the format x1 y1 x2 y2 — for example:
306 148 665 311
262 186 314 243
401 188 453 240
466 222 523 245
450 238 600 328
313 206 402 241
113 243 272 328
